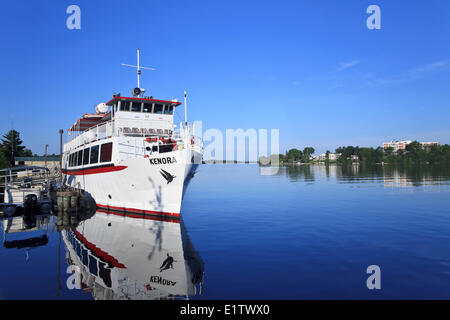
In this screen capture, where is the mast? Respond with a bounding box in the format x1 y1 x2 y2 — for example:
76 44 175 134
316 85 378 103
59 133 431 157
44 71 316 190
122 49 155 90
184 90 188 127
137 48 140 88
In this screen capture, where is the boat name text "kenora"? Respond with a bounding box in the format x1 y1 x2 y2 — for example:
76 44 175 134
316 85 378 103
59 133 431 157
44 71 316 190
149 157 177 165
149 276 177 286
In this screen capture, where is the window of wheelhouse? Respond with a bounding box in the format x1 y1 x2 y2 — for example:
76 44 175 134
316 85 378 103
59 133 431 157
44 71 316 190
143 102 153 113
77 150 83 166
90 145 99 164
119 100 131 111
131 101 142 112
100 142 113 162
164 105 174 115
154 104 163 114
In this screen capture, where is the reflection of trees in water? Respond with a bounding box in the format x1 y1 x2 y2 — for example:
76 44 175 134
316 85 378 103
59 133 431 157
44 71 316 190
381 165 450 187
338 164 450 187
279 164 450 185
279 165 315 182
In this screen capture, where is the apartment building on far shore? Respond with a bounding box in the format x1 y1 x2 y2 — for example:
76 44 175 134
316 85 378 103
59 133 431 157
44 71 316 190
382 140 439 152
383 140 412 152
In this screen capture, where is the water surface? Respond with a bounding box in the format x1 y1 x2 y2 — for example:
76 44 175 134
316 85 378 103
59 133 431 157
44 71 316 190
1 164 449 299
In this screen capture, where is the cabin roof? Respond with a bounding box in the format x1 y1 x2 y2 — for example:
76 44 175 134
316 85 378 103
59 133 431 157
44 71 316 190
16 156 60 162
0 165 50 172
68 113 109 132
105 96 182 106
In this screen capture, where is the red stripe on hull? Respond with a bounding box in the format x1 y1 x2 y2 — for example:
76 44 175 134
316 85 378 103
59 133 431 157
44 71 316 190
96 203 180 223
62 165 127 175
73 230 126 268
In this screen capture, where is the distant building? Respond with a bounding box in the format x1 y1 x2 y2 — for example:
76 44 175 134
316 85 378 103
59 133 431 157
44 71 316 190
312 153 341 161
421 142 439 150
383 140 412 152
15 156 60 171
383 140 439 152
329 153 341 161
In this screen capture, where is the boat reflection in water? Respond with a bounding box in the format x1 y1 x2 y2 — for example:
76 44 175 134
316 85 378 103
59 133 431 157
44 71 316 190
61 209 204 300
2 212 54 252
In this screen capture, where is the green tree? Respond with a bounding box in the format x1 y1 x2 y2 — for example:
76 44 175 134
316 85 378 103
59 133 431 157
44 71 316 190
405 141 426 164
384 146 395 156
0 150 8 169
302 147 315 162
286 148 303 163
0 130 31 166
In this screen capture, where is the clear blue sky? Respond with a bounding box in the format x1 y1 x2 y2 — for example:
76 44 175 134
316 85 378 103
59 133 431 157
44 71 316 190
0 0 449 155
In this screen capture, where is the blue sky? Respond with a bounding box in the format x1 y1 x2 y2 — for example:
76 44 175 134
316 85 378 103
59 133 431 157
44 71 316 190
0 0 449 156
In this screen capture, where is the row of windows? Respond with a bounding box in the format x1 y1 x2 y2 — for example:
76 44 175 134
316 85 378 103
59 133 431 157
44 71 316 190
67 231 112 287
117 101 174 115
68 142 113 167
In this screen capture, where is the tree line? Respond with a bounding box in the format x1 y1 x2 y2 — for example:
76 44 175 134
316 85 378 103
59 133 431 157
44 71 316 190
335 142 450 165
260 141 450 166
259 147 315 165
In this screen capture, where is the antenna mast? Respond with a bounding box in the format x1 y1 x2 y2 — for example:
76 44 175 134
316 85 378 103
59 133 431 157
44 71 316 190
122 49 156 90
137 48 140 88
184 90 188 127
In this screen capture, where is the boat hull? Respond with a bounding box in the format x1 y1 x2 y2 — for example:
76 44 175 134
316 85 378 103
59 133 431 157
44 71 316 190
62 148 201 219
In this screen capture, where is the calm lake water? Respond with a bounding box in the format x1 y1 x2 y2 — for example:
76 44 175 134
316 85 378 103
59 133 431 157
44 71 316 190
1 164 450 299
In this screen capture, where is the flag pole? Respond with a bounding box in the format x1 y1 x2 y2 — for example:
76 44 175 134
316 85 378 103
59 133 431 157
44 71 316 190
184 90 188 127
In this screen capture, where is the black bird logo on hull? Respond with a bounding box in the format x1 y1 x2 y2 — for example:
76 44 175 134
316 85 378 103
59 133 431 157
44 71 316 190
160 253 176 272
160 169 176 184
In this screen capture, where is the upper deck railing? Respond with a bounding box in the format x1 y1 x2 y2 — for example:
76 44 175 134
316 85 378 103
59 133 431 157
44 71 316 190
65 119 203 153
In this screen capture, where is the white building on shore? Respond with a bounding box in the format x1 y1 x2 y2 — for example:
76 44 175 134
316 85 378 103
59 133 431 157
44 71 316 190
311 153 341 161
383 140 439 152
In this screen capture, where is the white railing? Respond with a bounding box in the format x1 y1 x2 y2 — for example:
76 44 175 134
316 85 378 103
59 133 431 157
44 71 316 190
66 119 203 156
67 121 114 149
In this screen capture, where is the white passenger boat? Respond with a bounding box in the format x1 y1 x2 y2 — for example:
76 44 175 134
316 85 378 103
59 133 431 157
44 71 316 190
62 50 203 221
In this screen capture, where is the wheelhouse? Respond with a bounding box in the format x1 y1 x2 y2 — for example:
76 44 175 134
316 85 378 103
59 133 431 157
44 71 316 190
106 96 181 116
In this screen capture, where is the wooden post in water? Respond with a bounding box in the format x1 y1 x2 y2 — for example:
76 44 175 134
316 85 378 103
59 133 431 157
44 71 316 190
59 129 63 191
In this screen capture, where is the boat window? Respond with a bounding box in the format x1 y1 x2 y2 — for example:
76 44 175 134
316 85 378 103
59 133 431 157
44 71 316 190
90 145 99 164
73 152 78 167
100 142 113 163
120 101 130 111
154 104 163 114
69 154 72 167
77 150 83 166
143 103 153 113
88 255 98 276
98 262 112 288
164 105 174 115
81 247 89 266
76 240 81 256
83 148 90 165
131 102 142 112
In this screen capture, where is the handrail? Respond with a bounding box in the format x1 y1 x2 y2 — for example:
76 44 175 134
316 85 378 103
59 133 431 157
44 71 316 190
65 119 203 156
